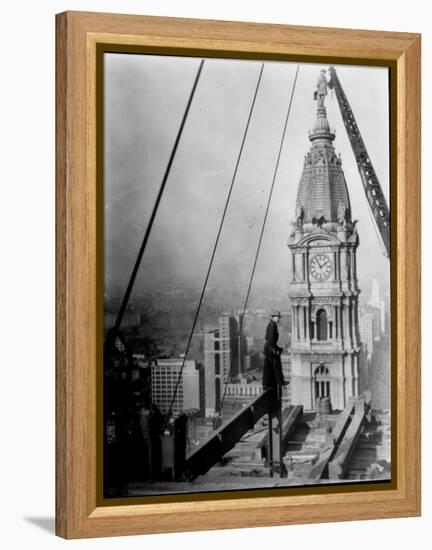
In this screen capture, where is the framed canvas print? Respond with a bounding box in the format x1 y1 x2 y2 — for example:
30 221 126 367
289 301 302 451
56 11 421 539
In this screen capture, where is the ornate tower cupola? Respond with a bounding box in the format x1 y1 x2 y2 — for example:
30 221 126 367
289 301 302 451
288 69 362 411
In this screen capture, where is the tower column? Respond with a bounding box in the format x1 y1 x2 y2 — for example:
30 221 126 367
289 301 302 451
293 305 298 340
355 297 361 344
298 306 303 340
311 313 315 341
302 306 308 340
340 304 344 341
343 301 350 348
351 250 358 287
353 353 359 396
333 251 337 281
334 305 338 339
341 249 348 284
350 299 357 347
349 300 354 345
298 305 302 340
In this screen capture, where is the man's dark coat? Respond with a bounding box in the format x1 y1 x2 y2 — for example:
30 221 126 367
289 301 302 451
262 320 284 389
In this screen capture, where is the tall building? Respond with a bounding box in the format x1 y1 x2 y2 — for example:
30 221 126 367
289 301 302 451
203 315 241 417
151 358 199 417
371 307 382 341
287 70 362 411
360 312 374 359
368 278 386 336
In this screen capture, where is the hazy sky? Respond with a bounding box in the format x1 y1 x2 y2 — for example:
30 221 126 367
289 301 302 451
104 54 390 308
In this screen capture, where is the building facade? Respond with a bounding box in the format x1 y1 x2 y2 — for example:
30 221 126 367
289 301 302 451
360 311 374 359
281 352 292 406
151 358 199 417
288 70 362 411
224 380 263 399
368 278 386 338
203 315 241 417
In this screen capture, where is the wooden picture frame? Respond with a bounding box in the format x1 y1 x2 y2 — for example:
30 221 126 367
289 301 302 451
56 11 421 539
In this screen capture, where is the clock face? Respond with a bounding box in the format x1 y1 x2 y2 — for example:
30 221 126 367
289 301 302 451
310 254 332 281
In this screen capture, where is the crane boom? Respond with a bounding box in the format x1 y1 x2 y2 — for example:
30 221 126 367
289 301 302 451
328 66 390 258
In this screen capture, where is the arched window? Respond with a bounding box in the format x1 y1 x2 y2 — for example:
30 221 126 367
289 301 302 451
314 364 330 399
316 309 328 341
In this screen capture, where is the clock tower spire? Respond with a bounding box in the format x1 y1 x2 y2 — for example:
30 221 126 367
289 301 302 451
288 69 362 411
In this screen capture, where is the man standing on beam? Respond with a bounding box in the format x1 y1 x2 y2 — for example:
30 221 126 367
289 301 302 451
262 311 289 393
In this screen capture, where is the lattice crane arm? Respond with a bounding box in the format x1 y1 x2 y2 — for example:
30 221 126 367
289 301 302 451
327 66 390 258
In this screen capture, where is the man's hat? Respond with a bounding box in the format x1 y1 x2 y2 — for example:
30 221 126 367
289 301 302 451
271 310 282 318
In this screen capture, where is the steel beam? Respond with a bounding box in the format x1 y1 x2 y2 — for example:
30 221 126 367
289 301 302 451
181 389 274 480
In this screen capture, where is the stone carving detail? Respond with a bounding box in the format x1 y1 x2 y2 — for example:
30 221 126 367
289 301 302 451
330 153 341 166
350 219 359 235
313 150 326 166
341 256 349 280
312 215 327 228
312 296 340 305
337 201 360 239
307 239 332 247
337 201 348 227
291 297 310 306
295 203 304 230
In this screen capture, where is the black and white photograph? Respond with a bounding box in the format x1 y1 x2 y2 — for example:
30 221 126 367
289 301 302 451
102 54 391 498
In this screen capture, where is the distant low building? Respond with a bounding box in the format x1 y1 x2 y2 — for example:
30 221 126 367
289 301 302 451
244 350 262 372
281 353 292 405
151 358 199 417
225 380 263 399
245 336 254 352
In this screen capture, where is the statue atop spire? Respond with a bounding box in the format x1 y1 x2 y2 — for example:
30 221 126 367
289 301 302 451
314 69 328 108
309 69 334 142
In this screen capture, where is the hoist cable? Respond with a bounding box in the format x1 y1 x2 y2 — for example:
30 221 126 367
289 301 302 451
108 59 205 342
162 63 266 431
214 64 300 427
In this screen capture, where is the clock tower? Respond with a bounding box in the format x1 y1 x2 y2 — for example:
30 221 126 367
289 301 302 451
288 69 362 411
